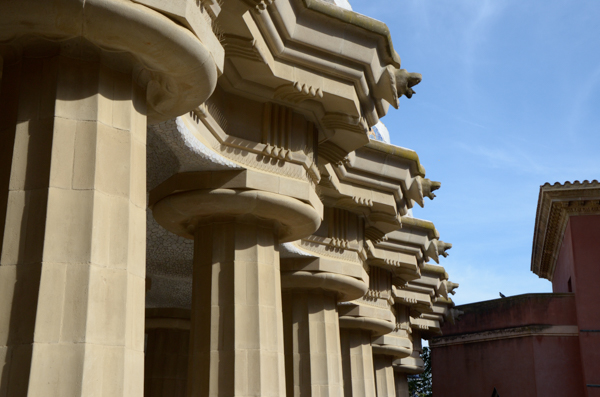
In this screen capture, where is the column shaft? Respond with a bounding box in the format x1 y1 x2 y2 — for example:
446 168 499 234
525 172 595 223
145 328 189 397
340 329 376 397
394 372 409 397
283 291 344 397
373 355 395 397
188 220 286 397
0 54 147 396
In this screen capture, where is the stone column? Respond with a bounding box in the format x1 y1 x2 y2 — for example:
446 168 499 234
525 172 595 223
152 187 321 397
144 309 191 397
393 372 409 397
373 355 396 397
338 266 396 397
282 290 344 397
0 53 146 396
280 206 368 397
340 329 377 397
371 304 413 397
393 332 424 397
189 220 286 396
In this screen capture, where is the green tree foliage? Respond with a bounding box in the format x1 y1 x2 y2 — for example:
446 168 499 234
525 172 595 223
408 346 432 397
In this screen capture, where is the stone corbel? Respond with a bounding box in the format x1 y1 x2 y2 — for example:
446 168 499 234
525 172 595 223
366 241 422 284
392 287 433 314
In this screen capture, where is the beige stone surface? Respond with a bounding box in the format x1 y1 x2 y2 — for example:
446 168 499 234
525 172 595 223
0 54 146 396
340 329 377 397
152 187 321 243
393 333 424 375
0 0 459 396
373 355 396 397
282 291 344 397
394 372 409 397
187 221 286 397
0 0 222 122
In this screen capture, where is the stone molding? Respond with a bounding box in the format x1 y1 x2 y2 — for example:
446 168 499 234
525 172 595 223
149 170 322 215
430 325 580 348
280 267 368 302
393 332 423 375
372 330 413 359
186 101 321 186
318 142 438 245
152 187 321 242
531 180 600 280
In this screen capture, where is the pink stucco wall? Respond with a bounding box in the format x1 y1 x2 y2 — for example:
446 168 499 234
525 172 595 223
431 294 584 397
432 214 600 397
560 215 600 396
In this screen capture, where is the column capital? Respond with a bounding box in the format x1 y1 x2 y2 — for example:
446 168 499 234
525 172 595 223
150 172 322 242
281 205 368 302
0 0 222 122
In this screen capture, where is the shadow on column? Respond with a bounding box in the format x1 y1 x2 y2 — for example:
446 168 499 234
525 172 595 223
0 56 53 396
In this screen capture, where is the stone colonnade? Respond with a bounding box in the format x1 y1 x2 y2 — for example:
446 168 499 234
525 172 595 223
0 0 458 396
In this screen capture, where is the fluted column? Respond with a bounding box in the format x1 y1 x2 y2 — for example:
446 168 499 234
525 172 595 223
393 332 424 397
394 372 409 397
280 205 368 397
373 355 396 397
144 309 191 397
371 303 413 397
189 219 286 396
282 290 345 397
340 329 377 397
0 53 147 396
152 186 321 397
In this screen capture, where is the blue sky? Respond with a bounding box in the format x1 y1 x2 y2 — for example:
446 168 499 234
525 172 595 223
350 0 600 305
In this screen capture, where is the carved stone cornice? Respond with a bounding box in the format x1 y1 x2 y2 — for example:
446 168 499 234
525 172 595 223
338 266 396 337
185 98 321 186
317 141 438 245
214 0 417 165
531 180 600 280
366 241 421 284
242 0 274 12
376 217 447 266
392 331 424 375
393 263 457 335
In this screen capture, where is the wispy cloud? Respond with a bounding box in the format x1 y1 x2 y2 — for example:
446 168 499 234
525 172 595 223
460 0 511 102
456 142 550 174
566 63 600 139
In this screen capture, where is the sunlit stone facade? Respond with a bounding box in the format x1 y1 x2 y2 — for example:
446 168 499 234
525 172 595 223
0 0 456 396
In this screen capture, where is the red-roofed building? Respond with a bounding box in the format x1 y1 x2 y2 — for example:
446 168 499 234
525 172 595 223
431 180 600 397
